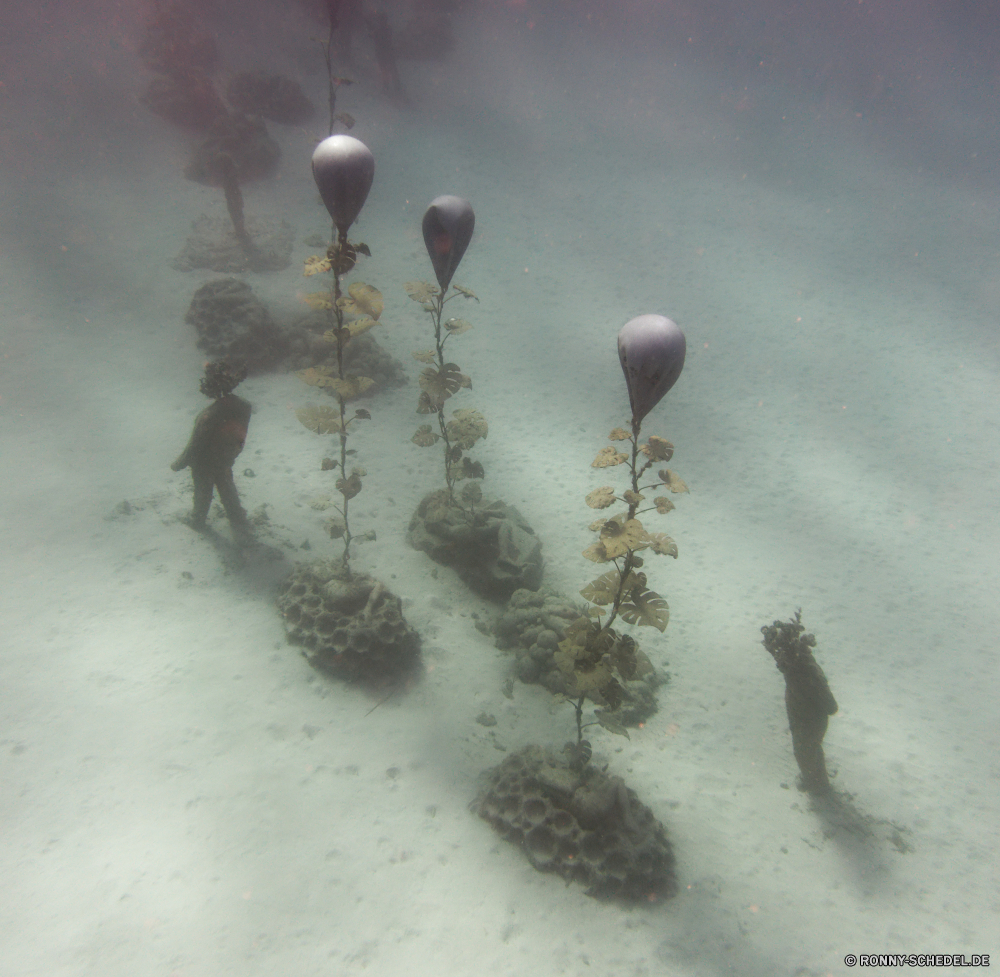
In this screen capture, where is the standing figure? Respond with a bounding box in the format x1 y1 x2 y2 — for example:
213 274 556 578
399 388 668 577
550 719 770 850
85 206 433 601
172 362 253 540
761 610 839 795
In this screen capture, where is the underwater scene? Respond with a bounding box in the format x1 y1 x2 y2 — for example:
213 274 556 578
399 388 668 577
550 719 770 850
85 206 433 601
1 0 998 974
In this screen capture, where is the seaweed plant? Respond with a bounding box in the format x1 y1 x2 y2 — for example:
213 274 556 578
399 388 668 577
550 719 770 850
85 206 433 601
404 196 484 511
294 135 379 576
319 0 357 135
557 316 688 755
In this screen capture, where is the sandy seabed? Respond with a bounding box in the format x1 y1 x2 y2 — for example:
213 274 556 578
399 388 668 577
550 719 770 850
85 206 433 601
1 3 998 976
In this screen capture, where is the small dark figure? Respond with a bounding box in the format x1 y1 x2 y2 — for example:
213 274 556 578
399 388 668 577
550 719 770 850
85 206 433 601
761 610 839 795
172 362 253 539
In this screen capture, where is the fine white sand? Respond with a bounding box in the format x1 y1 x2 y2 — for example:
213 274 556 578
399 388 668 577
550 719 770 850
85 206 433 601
2 3 998 975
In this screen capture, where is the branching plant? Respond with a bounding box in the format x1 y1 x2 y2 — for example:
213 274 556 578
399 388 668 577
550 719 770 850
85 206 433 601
404 195 483 513
294 134 378 577
556 315 688 760
404 278 485 510
295 245 384 573
319 0 356 135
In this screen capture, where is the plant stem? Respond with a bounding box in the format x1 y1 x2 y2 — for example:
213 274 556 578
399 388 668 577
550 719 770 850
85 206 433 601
331 232 353 576
323 21 337 136
430 291 457 504
602 414 643 632
575 695 586 746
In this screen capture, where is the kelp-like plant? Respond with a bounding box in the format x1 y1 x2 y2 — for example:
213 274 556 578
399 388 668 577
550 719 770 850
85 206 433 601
319 0 357 135
557 316 688 760
294 135 379 575
404 196 484 511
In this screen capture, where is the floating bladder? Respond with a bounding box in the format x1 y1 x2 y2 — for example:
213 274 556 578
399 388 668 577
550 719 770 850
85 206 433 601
312 134 375 238
617 315 686 424
422 195 475 291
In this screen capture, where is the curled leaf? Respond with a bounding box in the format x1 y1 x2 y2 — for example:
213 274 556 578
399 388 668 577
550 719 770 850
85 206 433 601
596 715 630 739
599 516 647 559
333 111 355 128
339 282 384 320
450 457 485 481
622 490 644 505
444 318 472 335
618 586 669 632
653 496 675 514
608 428 632 441
354 408 371 420
328 375 375 400
419 363 466 407
641 436 674 462
592 446 628 468
345 316 377 338
446 408 488 449
321 328 350 344
327 517 346 539
588 518 609 532
452 284 479 301
301 291 334 311
304 255 331 277
645 532 678 558
659 469 689 493
296 405 342 434
336 471 363 500
568 663 613 694
589 569 644 605
404 280 439 304
461 483 483 505
581 569 626 605
585 486 616 509
412 424 440 447
582 542 611 563
296 366 334 388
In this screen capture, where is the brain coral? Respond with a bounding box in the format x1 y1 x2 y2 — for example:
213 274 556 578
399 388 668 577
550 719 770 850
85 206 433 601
474 744 676 902
278 561 421 683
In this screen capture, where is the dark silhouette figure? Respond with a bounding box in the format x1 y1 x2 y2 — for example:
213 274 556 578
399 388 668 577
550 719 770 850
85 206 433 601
761 610 839 795
172 362 252 539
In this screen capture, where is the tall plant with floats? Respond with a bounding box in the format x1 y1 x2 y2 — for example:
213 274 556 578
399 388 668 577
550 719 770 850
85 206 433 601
277 134 421 686
403 197 486 512
557 315 688 765
295 134 383 575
